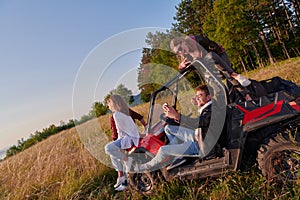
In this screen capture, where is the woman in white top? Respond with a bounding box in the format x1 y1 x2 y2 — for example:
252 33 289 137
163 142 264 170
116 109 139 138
104 94 140 191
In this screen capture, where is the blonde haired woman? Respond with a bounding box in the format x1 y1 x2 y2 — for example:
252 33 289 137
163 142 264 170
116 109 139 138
104 94 140 191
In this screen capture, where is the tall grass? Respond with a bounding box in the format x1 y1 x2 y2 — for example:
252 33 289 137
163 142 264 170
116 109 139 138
246 57 300 85
0 127 115 199
0 58 300 199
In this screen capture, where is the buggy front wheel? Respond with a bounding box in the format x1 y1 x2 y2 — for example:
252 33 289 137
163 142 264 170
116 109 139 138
127 172 157 193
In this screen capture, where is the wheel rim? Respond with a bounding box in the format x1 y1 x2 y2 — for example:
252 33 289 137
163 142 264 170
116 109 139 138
132 173 152 192
271 149 300 182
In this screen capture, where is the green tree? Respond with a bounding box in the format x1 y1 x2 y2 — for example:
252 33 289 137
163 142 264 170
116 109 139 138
6 145 20 157
173 0 214 35
90 102 109 117
103 84 133 104
203 0 259 72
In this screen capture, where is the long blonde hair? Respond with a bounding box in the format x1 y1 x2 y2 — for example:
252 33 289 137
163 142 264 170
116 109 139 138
109 94 130 116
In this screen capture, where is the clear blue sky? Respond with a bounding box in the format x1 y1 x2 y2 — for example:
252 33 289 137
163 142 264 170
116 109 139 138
0 0 181 150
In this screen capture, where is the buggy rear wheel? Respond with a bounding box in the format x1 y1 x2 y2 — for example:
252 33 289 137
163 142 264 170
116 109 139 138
257 133 300 183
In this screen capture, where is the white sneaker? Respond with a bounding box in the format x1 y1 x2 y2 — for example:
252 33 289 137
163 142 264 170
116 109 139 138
124 157 133 172
115 184 127 191
235 74 251 87
114 176 126 188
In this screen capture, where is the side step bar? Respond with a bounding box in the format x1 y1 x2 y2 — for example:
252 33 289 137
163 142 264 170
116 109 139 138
163 149 236 180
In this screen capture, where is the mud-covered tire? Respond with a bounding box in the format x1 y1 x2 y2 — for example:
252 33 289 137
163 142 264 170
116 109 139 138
127 172 157 193
257 133 300 183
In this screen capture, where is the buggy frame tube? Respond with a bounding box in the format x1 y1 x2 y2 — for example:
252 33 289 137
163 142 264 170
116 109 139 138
146 65 194 133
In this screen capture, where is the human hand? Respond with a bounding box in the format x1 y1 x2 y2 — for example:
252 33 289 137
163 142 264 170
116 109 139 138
231 72 238 78
178 57 191 70
162 104 179 120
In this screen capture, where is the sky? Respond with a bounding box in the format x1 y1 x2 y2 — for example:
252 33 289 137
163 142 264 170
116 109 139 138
0 0 181 151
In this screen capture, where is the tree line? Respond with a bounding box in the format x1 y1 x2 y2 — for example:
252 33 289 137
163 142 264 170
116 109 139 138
138 0 300 102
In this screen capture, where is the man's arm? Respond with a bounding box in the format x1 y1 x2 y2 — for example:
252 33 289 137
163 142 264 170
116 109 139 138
163 104 211 130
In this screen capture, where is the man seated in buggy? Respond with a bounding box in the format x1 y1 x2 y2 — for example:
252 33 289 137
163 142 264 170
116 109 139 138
135 85 217 171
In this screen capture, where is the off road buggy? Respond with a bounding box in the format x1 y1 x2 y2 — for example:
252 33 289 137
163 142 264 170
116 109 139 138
127 59 300 193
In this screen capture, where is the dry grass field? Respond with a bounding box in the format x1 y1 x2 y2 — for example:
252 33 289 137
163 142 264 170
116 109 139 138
247 57 300 85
